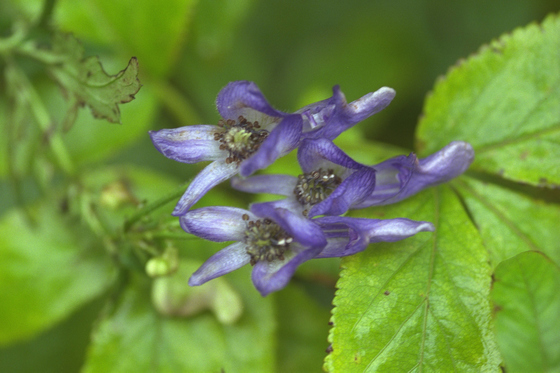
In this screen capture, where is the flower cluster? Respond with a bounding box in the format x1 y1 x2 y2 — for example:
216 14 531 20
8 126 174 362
150 81 474 296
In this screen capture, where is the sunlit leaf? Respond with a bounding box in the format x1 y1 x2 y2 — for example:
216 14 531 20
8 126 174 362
416 14 560 187
324 186 500 372
492 251 560 372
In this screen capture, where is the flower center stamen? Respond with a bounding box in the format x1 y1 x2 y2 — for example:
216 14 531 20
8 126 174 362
294 168 342 207
214 116 269 164
242 214 293 266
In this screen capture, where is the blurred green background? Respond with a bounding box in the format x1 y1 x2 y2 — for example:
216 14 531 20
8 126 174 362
0 0 558 372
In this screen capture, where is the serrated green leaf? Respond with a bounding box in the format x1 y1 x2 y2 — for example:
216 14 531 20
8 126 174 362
453 177 560 266
0 202 115 346
492 251 560 373
324 186 500 372
416 14 560 187
47 33 141 124
82 270 276 373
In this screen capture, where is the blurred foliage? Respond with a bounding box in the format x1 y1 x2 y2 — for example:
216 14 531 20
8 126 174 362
0 0 559 372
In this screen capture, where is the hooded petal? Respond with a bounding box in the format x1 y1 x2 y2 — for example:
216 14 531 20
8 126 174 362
304 86 396 140
189 242 251 286
250 205 327 249
308 167 376 217
180 206 255 242
149 125 225 163
231 174 297 197
297 85 343 132
239 114 303 177
316 216 434 258
172 161 238 216
216 81 289 121
251 244 323 296
297 138 365 174
356 141 475 208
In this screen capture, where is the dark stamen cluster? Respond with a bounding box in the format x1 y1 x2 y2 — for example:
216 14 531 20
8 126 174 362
242 214 293 266
214 116 269 164
294 168 342 207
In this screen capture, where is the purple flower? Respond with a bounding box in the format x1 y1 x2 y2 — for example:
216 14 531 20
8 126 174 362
232 138 376 217
150 81 303 215
354 141 474 208
181 205 327 296
181 204 434 296
150 81 396 215
233 140 474 216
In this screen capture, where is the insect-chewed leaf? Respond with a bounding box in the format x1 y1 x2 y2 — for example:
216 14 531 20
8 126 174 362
48 33 142 125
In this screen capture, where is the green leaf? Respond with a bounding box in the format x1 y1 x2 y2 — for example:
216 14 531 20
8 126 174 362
453 177 560 266
324 186 500 372
416 14 560 187
82 270 276 373
46 33 141 125
492 251 560 372
276 284 332 373
0 202 115 346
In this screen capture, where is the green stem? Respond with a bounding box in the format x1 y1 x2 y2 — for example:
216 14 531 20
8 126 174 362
37 0 58 30
123 181 190 232
10 62 74 175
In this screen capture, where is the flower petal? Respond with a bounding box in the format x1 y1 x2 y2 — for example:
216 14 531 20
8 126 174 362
189 242 250 286
216 81 289 121
149 125 225 163
316 216 434 257
231 174 297 197
172 161 238 216
239 114 303 176
251 244 323 296
305 86 396 140
308 167 376 217
297 138 365 174
297 85 343 132
356 141 475 208
251 205 327 249
179 206 254 242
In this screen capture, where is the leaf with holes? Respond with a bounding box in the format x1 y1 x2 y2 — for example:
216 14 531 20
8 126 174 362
416 14 560 188
47 33 141 125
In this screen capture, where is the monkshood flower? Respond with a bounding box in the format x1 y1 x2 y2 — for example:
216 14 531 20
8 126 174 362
180 204 433 296
353 141 474 208
232 138 376 218
181 205 327 296
150 81 396 215
233 140 474 215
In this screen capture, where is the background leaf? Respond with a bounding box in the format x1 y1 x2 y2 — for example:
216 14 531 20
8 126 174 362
82 270 276 373
324 186 500 372
0 202 115 345
46 33 141 124
416 14 560 187
492 251 560 373
453 177 560 266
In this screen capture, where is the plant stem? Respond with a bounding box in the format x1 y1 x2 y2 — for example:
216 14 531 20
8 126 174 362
37 0 58 30
123 182 190 232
